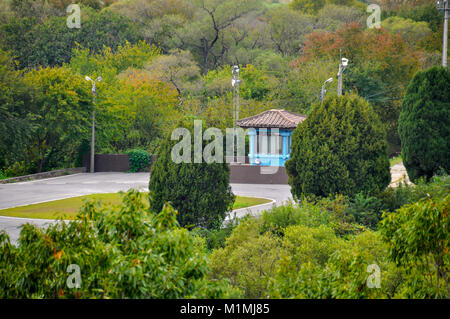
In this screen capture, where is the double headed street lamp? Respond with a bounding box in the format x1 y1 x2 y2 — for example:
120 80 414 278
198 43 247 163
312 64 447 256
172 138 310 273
321 78 333 103
85 76 102 173
437 0 449 67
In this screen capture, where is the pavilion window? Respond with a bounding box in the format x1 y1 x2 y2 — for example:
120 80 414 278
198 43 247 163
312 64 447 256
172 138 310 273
256 130 282 155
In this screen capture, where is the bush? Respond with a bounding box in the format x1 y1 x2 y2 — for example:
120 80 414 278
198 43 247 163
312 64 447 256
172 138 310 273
345 193 385 229
127 149 151 172
209 218 282 298
344 175 450 229
0 169 7 180
260 196 363 237
208 182 450 299
4 161 29 177
149 118 235 230
380 193 450 298
0 190 240 298
377 175 450 213
398 66 450 183
285 94 391 199
194 214 244 251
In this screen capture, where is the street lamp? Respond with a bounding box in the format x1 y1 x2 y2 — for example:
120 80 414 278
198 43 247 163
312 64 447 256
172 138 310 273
85 76 102 173
321 78 333 103
437 0 449 67
232 66 242 163
337 57 349 96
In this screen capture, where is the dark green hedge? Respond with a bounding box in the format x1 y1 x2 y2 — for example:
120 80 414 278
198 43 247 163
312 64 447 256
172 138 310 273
127 149 151 172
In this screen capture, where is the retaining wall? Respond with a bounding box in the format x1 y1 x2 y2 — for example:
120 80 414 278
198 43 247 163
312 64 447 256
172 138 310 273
229 164 288 184
82 154 288 184
0 167 86 184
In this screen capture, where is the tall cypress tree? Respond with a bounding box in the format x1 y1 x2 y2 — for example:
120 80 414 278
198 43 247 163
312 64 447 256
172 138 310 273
398 66 450 182
149 118 235 229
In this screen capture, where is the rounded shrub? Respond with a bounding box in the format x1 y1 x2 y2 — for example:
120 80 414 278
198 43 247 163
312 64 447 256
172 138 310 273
149 118 235 229
127 149 151 172
285 94 391 199
398 66 450 183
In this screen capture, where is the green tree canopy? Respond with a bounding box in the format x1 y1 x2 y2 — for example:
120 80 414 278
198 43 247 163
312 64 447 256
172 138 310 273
398 66 450 182
380 194 450 298
0 190 239 298
149 118 235 229
286 94 391 199
0 7 141 69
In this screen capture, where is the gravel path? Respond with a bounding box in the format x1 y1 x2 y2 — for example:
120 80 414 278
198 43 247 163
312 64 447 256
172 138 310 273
389 162 411 187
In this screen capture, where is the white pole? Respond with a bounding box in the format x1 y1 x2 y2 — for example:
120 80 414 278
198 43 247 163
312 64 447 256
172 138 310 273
337 63 343 97
443 0 448 67
90 85 96 174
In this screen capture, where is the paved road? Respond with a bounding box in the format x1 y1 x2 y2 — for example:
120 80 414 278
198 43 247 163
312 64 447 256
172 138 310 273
390 163 411 187
0 173 292 244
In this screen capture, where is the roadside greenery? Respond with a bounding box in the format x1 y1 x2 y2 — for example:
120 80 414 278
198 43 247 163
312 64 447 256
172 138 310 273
1 178 448 298
209 176 450 299
0 191 240 298
389 155 402 166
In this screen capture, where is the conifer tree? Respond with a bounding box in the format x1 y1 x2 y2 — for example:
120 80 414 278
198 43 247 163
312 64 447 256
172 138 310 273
398 66 450 182
286 94 391 198
149 118 235 229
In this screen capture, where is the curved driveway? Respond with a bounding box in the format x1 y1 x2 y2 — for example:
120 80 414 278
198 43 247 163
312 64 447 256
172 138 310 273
0 173 292 244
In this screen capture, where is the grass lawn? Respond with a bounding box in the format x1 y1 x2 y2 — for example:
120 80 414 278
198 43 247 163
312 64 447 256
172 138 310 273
389 155 403 167
0 193 272 220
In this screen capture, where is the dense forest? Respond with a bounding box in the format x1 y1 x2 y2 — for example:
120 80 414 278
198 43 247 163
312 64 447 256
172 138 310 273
0 0 446 176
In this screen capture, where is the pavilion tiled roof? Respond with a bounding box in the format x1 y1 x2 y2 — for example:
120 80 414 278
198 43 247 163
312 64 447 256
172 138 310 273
237 109 306 129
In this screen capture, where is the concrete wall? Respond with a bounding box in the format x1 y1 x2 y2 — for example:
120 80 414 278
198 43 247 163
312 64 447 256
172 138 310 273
0 167 86 184
82 154 288 184
83 154 131 172
229 164 288 184
82 154 156 172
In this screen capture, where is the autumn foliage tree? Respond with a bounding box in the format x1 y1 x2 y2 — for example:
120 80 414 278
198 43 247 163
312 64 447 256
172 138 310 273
295 23 421 153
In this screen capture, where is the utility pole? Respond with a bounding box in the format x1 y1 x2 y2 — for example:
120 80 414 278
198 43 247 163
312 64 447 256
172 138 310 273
85 76 102 173
321 78 333 103
337 57 349 97
438 0 449 67
232 65 240 162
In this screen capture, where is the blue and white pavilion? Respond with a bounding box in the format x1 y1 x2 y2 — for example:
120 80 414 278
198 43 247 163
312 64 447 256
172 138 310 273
237 109 306 167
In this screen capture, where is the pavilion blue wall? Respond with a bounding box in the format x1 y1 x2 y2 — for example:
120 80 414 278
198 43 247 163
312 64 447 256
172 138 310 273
248 129 293 167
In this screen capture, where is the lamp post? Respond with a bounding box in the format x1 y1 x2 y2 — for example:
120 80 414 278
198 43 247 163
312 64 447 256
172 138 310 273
232 65 241 163
437 0 449 67
337 57 348 96
85 76 102 173
321 78 333 103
